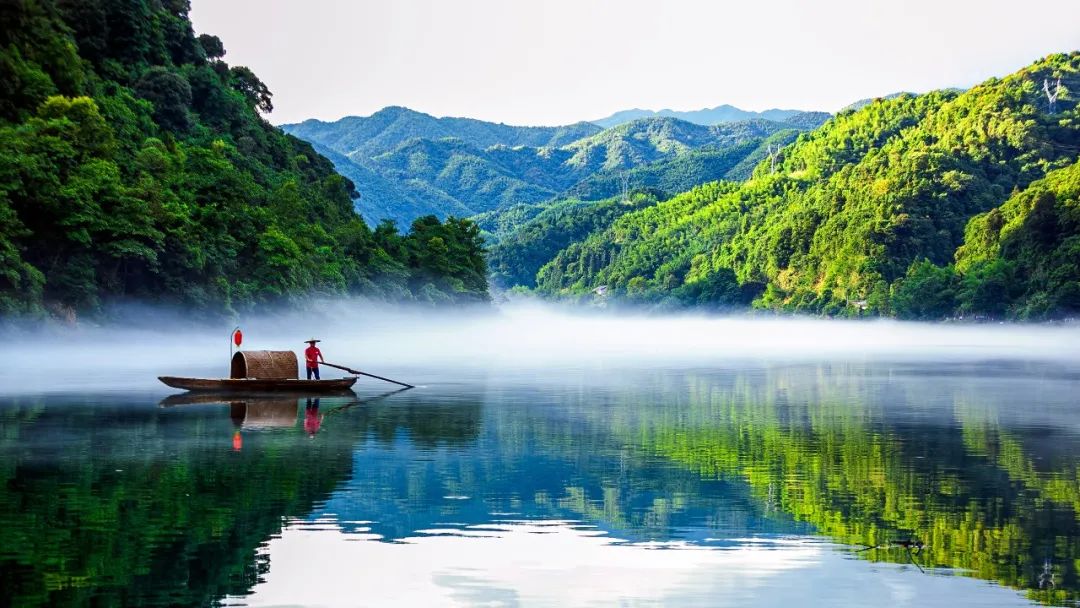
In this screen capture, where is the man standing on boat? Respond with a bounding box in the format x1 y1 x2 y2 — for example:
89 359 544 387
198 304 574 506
304 339 324 380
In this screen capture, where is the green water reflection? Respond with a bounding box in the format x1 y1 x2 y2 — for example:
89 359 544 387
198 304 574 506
620 364 1080 606
0 362 1078 606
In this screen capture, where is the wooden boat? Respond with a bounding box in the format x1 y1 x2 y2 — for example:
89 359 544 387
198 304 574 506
159 376 357 393
160 350 357 394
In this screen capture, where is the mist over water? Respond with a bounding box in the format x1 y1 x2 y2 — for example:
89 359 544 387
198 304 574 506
2 301 1079 394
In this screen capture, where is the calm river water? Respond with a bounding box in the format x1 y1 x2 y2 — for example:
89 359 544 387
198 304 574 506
2 351 1079 606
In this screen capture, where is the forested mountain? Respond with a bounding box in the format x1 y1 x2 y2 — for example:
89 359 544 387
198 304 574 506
591 104 814 129
561 117 790 172
369 138 558 212
0 0 488 319
307 141 471 223
564 129 801 200
480 128 812 289
284 110 830 226
934 158 1080 318
528 53 1080 319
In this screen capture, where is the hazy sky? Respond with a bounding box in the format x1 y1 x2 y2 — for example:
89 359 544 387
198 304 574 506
189 0 1080 126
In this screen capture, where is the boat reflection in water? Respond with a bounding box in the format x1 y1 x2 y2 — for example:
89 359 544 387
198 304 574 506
159 391 403 447
229 399 304 431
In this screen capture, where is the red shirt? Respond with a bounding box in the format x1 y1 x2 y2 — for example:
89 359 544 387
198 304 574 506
304 345 322 367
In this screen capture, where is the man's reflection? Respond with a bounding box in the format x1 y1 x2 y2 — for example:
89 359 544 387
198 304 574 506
305 398 323 437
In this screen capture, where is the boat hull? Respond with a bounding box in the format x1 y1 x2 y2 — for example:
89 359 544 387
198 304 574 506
158 376 357 393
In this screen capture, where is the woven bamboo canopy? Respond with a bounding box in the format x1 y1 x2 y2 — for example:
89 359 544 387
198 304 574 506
230 350 298 380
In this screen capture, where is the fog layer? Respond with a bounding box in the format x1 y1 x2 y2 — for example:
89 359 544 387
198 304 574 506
2 302 1079 394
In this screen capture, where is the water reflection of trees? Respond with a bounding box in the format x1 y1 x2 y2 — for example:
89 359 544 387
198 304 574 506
0 391 491 606
0 396 354 607
619 363 1080 606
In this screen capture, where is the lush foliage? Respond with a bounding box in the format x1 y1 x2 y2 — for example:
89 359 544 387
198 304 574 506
955 159 1080 317
888 259 959 320
487 193 661 289
535 181 759 308
531 53 1080 318
0 0 488 318
887 159 1080 319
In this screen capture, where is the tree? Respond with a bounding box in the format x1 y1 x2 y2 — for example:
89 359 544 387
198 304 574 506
957 259 1017 318
890 260 958 320
197 34 225 61
675 268 751 308
229 66 272 114
134 67 192 132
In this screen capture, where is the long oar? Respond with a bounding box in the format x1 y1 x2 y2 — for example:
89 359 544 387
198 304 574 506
321 362 414 389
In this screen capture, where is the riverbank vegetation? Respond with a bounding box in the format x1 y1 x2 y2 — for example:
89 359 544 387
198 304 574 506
0 1 488 320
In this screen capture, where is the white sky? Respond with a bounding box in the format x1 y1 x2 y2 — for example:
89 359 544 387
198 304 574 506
192 1 1077 125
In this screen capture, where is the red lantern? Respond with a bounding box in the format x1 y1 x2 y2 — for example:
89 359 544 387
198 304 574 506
233 329 243 346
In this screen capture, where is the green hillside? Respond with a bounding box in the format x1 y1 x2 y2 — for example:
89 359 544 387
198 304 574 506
533 53 1080 319
305 141 474 224
474 128 816 293
876 159 1080 320
562 117 790 172
0 0 488 318
959 159 1080 312
780 110 835 129
566 129 802 200
367 138 560 213
487 193 662 289
483 128 805 292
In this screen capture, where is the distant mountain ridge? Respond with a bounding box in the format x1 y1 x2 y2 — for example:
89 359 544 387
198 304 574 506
591 104 821 129
282 107 831 226
283 106 602 159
